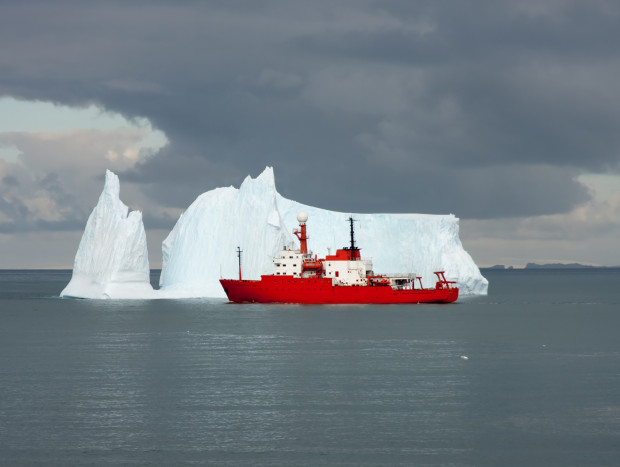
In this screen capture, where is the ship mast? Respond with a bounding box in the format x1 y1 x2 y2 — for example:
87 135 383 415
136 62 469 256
345 216 360 260
348 216 356 251
237 246 243 280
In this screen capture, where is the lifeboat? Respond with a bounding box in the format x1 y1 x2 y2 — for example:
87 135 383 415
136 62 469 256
368 276 391 286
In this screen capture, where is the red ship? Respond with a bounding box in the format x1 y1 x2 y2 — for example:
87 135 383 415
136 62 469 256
220 213 458 304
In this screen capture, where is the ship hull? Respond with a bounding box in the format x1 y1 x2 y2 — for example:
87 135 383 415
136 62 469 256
220 276 458 304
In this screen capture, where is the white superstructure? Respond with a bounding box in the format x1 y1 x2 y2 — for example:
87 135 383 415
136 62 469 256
273 248 306 277
272 213 376 286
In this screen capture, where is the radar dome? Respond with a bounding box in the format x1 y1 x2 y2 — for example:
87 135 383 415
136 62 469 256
297 212 308 223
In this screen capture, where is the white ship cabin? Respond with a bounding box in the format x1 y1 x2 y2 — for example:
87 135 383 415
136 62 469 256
272 212 418 288
272 245 371 285
272 247 310 278
322 248 373 286
272 245 418 288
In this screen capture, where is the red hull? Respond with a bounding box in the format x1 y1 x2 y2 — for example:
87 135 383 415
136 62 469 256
220 275 458 304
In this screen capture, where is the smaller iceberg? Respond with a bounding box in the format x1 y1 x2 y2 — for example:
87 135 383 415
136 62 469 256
60 170 156 299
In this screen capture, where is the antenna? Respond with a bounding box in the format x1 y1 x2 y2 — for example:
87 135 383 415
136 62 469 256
237 246 243 280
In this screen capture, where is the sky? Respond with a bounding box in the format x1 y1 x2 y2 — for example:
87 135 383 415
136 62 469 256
1 0 619 268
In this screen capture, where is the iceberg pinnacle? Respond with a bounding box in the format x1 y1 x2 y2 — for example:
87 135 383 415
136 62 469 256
60 170 155 299
61 167 488 299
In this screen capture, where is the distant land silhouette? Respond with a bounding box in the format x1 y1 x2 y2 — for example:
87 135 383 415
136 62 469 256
526 262 598 269
484 263 619 270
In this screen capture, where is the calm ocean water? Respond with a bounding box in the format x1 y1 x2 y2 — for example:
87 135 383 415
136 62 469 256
1 269 619 466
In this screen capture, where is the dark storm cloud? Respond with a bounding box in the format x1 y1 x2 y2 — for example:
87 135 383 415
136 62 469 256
2 0 620 219
299 2 620 65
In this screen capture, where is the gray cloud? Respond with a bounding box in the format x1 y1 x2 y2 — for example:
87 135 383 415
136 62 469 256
2 0 620 220
2 175 20 187
0 128 152 232
0 169 87 233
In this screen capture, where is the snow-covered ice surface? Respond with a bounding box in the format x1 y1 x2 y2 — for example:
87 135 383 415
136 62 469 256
60 170 157 299
61 167 488 299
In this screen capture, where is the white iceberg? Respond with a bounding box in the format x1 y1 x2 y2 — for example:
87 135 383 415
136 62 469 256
60 170 157 299
160 167 488 297
61 167 488 299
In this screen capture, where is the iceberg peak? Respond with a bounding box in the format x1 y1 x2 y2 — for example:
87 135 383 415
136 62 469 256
60 170 156 299
238 166 277 201
241 166 275 188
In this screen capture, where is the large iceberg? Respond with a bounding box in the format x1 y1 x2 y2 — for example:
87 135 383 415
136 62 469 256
60 170 157 299
160 167 488 297
62 167 488 299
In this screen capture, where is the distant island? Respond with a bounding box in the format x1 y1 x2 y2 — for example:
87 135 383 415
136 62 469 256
525 262 598 269
483 263 618 270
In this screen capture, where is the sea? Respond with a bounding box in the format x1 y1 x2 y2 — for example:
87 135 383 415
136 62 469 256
1 268 619 466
